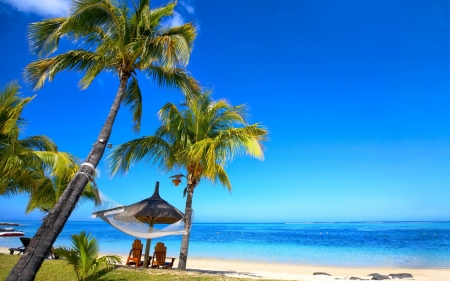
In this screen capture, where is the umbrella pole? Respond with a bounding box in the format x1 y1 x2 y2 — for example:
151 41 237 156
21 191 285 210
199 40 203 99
143 238 152 268
143 220 154 268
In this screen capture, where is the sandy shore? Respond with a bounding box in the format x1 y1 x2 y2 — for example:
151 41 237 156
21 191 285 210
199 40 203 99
1 247 449 280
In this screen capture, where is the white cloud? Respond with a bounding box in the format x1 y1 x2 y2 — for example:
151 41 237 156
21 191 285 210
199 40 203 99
180 0 194 14
162 11 185 28
0 0 70 17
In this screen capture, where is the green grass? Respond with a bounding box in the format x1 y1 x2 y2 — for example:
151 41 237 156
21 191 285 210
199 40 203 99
0 254 278 281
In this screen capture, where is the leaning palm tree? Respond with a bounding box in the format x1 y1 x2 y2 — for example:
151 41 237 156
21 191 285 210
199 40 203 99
0 81 98 210
107 91 268 269
7 1 198 279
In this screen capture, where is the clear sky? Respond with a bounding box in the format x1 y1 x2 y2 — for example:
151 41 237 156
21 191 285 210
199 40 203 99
0 0 449 223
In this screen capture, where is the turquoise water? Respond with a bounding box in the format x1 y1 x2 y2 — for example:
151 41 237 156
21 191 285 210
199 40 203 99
1 221 449 268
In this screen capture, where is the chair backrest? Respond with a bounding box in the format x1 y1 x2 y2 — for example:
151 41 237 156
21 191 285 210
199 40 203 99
20 237 30 247
131 239 143 258
153 242 167 265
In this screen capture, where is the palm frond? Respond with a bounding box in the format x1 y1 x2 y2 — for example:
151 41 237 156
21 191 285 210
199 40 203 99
213 125 268 162
0 168 37 196
25 175 56 213
18 136 58 152
0 81 35 136
28 18 66 57
211 163 231 191
32 151 78 179
107 136 171 175
149 2 176 29
66 0 125 44
24 50 107 90
137 22 196 70
144 65 200 95
123 76 143 133
129 0 150 38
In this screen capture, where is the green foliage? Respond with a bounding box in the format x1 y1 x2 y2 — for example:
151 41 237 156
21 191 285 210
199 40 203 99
107 91 268 190
25 0 200 134
0 81 100 212
54 231 121 281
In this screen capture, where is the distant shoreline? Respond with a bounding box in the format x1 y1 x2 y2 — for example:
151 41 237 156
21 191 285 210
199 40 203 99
0 222 19 226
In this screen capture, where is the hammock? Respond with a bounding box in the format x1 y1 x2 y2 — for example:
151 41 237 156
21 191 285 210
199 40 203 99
92 191 186 239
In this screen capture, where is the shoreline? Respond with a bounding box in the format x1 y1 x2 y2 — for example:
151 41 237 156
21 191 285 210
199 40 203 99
0 222 19 226
2 247 449 280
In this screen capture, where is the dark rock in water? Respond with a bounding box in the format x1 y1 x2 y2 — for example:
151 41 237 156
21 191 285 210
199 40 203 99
368 273 380 276
313 272 331 276
389 273 413 279
371 275 390 280
349 277 362 280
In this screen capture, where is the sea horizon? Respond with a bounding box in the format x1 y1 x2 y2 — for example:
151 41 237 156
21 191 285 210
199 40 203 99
3 220 450 224
1 220 449 269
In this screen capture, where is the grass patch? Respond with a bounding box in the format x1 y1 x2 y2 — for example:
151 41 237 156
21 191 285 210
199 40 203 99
0 254 277 280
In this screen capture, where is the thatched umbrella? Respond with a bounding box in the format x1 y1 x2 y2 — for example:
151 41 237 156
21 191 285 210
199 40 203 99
121 181 183 267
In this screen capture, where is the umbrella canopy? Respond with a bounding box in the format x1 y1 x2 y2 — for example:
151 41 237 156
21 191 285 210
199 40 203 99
117 181 184 268
120 181 184 225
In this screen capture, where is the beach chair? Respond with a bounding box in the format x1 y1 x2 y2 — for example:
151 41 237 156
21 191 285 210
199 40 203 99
46 247 60 259
126 239 144 267
150 242 176 269
8 237 30 255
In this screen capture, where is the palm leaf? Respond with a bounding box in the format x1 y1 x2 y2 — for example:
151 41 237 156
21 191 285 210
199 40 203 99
123 76 143 133
144 65 200 95
107 136 171 175
25 50 107 90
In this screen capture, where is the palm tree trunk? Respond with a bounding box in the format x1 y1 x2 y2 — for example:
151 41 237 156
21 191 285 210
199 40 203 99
6 74 130 281
177 185 194 270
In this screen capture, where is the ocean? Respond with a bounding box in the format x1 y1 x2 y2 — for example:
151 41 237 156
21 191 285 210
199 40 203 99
1 221 449 268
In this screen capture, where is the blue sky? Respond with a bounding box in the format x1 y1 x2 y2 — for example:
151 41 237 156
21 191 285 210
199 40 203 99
1 0 450 223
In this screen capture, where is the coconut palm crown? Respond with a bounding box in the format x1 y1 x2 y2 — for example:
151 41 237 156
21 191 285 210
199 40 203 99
107 91 268 269
7 1 198 279
25 0 199 133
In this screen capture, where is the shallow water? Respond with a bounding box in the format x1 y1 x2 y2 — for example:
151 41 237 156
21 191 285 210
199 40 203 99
1 221 449 268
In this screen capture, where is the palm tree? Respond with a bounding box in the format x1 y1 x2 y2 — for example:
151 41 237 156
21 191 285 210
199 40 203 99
107 91 268 269
7 1 198 279
0 81 98 212
0 81 56 195
54 231 121 281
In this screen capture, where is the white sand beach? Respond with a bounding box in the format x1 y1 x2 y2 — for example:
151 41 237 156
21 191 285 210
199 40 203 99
183 257 450 281
2 246 449 281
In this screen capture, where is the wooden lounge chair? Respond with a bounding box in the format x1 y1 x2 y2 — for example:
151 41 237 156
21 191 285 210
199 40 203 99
151 242 176 269
9 238 59 259
126 239 144 267
8 237 30 255
46 247 60 259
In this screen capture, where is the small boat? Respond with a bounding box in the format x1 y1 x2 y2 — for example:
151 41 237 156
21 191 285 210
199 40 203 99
0 227 25 237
